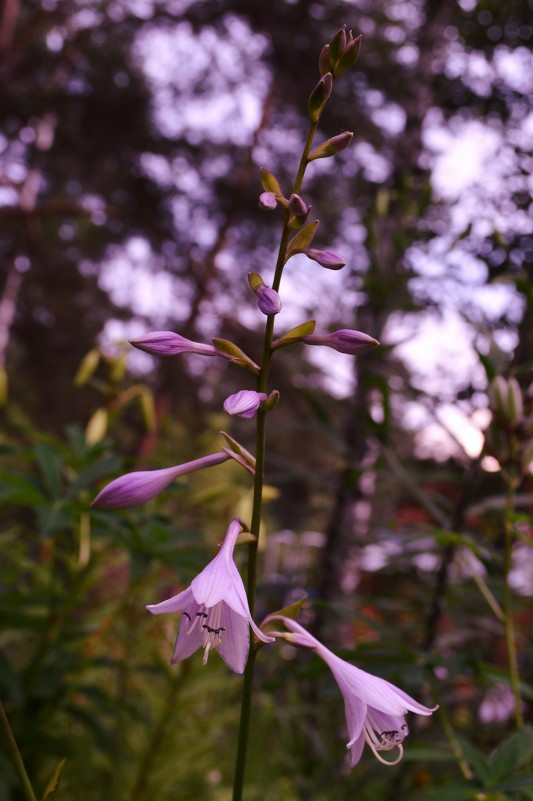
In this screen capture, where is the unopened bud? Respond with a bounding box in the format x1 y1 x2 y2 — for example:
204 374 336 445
255 284 282 316
488 376 523 428
288 194 309 216
305 248 346 270
303 329 379 355
130 331 219 358
308 73 333 122
335 32 362 75
224 390 268 419
318 44 331 76
259 191 277 210
308 131 353 161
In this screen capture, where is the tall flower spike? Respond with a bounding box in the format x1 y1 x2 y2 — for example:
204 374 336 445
264 616 437 770
147 520 274 673
92 452 230 509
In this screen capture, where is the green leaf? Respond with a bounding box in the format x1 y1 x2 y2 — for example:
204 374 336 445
34 443 63 498
488 774 533 793
456 737 493 786
285 220 319 260
491 726 533 782
41 757 67 801
212 339 260 374
272 320 316 349
260 167 284 199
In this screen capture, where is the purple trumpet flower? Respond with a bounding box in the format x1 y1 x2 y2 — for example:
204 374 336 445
303 329 379 355
265 616 437 770
224 390 267 419
130 331 220 358
92 452 230 510
147 519 274 673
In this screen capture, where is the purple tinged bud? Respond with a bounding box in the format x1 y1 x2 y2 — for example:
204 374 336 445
305 248 346 270
319 43 331 76
288 194 309 216
255 284 282 316
308 73 333 122
308 131 353 161
130 331 219 358
91 452 230 509
259 191 277 210
224 390 268 419
303 329 379 355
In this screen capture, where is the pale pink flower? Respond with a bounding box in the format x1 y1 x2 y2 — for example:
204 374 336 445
147 520 274 673
265 616 436 769
92 452 230 509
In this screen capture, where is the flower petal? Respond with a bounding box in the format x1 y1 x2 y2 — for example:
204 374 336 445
217 602 250 673
146 586 195 616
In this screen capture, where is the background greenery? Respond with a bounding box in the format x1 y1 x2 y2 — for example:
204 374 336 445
1 0 532 798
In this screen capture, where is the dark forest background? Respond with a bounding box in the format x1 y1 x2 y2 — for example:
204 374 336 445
1 0 533 799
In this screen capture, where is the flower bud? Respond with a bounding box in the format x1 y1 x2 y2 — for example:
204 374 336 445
303 329 379 355
259 191 277 210
308 73 333 122
335 32 362 75
255 284 282 316
288 194 309 216
224 390 267 419
308 131 353 161
488 376 523 428
130 331 219 358
305 248 346 270
92 452 230 509
328 26 347 66
318 44 331 76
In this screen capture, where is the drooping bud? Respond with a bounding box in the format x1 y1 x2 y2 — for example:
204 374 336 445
308 131 353 161
305 248 346 270
303 329 379 355
92 452 230 509
288 193 311 228
224 390 268 419
259 191 277 210
308 73 333 122
130 331 219 358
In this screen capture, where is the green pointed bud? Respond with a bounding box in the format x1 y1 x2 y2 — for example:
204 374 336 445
248 272 264 292
488 376 523 428
328 25 347 66
335 33 362 75
308 131 353 161
212 338 260 374
220 430 256 470
260 168 286 203
285 220 319 261
272 320 316 350
319 44 331 76
308 73 333 122
262 390 280 412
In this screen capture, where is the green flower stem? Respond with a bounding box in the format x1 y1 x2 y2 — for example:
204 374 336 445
503 480 524 729
232 114 321 801
0 702 38 801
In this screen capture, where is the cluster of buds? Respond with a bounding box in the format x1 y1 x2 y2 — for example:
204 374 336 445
485 376 533 481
